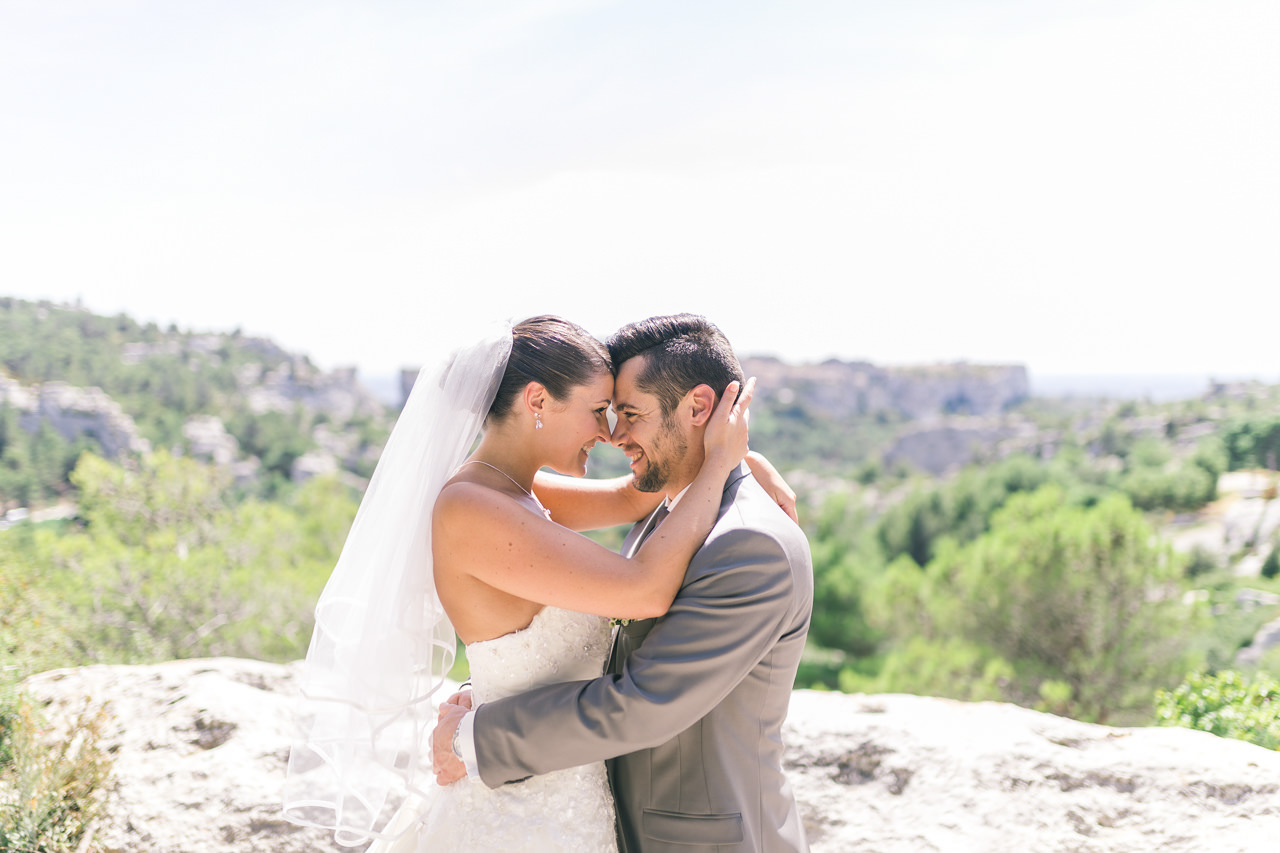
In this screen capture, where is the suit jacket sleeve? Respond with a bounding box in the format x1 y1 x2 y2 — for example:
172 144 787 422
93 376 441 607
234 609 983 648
473 525 797 787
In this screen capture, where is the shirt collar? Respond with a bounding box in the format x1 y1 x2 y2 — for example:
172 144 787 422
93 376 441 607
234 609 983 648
665 483 693 511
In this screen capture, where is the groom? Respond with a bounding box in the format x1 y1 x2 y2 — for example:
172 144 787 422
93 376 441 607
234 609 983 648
434 314 813 852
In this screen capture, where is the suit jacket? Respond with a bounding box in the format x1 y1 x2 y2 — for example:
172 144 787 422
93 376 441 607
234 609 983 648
474 464 814 852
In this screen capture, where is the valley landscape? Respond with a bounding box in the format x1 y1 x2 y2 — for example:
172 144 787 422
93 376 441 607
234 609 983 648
3 296 1279 851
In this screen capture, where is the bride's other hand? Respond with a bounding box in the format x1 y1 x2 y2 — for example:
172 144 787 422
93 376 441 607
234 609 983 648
702 378 754 474
443 687 473 711
746 450 799 524
432 702 468 786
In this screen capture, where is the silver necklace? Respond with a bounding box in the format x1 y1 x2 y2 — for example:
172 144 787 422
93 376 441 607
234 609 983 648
464 460 550 517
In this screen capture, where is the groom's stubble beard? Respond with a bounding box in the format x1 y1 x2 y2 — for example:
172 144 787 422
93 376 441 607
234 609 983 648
633 413 688 494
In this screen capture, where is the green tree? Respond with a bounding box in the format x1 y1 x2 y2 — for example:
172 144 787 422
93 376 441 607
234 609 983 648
1116 435 1219 513
9 452 362 665
805 493 881 660
866 485 1195 722
876 454 1052 566
1223 416 1280 471
1262 546 1280 581
227 409 313 483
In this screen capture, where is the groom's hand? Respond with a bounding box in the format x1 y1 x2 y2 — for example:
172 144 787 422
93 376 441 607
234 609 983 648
432 701 469 786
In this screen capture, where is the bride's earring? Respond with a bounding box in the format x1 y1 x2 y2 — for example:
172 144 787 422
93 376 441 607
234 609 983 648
535 412 543 430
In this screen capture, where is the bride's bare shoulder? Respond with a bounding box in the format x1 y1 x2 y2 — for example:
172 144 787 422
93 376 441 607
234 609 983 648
433 479 521 529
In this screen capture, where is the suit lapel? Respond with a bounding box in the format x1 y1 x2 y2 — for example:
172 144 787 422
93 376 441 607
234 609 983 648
608 466 751 672
622 502 666 559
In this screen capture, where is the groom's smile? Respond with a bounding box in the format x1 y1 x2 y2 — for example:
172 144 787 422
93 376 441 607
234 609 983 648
610 355 691 496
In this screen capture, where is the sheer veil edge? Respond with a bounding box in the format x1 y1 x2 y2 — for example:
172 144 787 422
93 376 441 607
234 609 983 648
282 320 513 847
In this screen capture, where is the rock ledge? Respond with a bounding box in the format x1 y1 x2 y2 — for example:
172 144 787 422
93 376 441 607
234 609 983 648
23 659 1280 853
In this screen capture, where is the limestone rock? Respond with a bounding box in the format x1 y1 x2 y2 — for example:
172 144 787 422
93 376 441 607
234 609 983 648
742 357 1030 421
785 691 1280 852
882 418 1034 475
13 380 151 458
182 415 240 467
24 659 347 853
22 659 1280 853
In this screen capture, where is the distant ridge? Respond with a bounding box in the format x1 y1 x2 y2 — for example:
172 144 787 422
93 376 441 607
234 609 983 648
1031 373 1280 402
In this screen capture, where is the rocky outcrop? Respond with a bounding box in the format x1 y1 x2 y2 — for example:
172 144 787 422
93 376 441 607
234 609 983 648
1237 613 1280 667
24 659 343 853
742 357 1030 421
182 415 240 467
290 450 339 483
246 362 383 423
10 380 151 458
21 659 1280 853
881 417 1039 475
785 691 1279 852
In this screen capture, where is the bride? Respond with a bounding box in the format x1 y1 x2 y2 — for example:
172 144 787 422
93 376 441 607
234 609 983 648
283 316 782 850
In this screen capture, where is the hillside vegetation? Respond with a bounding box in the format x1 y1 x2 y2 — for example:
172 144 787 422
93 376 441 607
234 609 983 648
3 298 1279 751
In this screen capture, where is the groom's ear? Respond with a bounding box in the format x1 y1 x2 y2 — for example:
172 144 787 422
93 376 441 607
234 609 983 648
686 384 716 427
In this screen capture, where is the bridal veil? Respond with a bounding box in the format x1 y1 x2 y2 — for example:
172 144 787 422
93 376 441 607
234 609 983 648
283 321 513 846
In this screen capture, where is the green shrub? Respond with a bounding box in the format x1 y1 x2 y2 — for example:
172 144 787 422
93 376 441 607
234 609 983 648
866 486 1195 723
0 689 114 852
1183 545 1220 579
1155 671 1280 750
1262 547 1279 581
836 635 1014 704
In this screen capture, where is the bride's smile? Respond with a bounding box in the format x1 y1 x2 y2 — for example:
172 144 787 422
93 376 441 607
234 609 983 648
540 372 614 477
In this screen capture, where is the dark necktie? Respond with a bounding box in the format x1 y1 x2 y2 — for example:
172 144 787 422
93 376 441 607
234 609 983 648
644 503 669 540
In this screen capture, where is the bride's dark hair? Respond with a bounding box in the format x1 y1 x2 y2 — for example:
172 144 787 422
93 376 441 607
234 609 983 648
487 315 612 421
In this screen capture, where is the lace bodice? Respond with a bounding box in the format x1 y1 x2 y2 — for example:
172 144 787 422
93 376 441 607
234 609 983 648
378 606 618 852
466 606 614 705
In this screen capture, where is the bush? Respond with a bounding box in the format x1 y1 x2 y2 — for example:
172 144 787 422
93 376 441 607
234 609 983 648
1119 463 1215 512
1155 671 1280 750
866 485 1196 722
1223 416 1280 471
874 454 1052 567
0 688 114 852
835 635 1015 704
1262 547 1279 581
1184 545 1220 579
2 452 358 668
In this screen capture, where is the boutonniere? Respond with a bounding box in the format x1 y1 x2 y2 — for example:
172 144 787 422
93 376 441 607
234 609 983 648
610 617 633 628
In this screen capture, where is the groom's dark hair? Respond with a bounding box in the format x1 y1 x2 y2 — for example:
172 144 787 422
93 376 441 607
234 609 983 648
606 314 743 417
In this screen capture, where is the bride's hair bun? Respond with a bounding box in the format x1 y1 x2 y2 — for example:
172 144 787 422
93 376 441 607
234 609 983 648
487 316 611 421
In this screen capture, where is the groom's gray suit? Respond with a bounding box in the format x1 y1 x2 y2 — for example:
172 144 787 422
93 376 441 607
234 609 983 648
473 463 813 852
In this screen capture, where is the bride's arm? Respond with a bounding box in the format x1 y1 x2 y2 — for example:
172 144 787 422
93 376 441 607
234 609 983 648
744 451 799 523
531 472 663 532
532 451 795 531
433 380 754 620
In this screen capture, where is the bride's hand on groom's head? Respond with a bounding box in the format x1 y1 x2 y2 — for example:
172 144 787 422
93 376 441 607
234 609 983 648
703 377 755 471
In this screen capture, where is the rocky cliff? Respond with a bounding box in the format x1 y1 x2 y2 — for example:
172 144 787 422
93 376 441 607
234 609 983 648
742 357 1030 420
1 376 151 459
21 658 1280 853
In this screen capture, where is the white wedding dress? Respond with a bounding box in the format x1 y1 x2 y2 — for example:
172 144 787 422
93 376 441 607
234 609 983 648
371 606 619 852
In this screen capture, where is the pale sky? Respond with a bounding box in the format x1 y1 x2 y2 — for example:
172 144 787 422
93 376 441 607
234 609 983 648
2 0 1277 382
